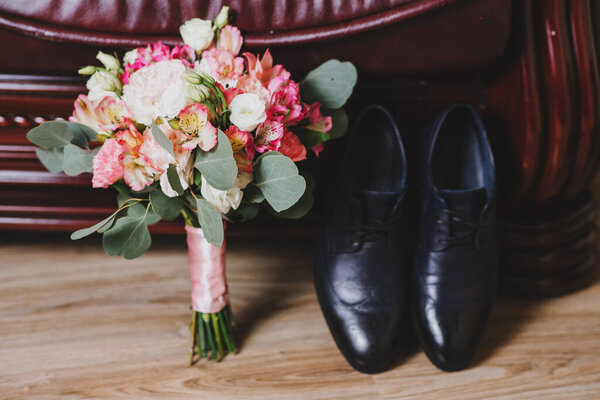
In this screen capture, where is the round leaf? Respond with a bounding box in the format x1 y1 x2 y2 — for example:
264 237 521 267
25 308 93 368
254 152 306 212
194 130 237 190
299 60 357 109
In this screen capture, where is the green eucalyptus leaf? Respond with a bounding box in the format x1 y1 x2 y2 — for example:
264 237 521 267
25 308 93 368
150 190 183 221
265 191 314 219
151 122 175 158
102 215 151 259
254 152 306 212
243 184 265 203
265 170 315 219
167 164 185 195
195 198 224 247
299 60 357 109
67 121 98 142
323 108 349 139
233 202 259 221
294 127 331 149
67 122 95 148
62 144 96 176
26 121 73 148
36 148 63 173
71 213 116 240
194 130 237 190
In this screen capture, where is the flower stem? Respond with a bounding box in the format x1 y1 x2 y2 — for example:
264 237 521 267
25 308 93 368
189 308 238 364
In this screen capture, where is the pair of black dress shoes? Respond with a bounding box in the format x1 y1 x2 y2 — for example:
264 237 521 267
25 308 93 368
315 104 498 374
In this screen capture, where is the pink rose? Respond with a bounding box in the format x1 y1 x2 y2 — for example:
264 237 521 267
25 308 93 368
92 138 125 188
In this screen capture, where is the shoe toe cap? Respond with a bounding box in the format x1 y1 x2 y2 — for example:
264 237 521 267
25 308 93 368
326 307 401 374
415 302 491 372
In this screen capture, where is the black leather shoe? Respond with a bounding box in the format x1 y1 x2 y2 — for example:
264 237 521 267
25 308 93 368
315 105 409 374
413 104 498 372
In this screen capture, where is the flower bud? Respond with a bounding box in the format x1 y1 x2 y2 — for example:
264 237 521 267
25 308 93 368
96 51 120 71
214 6 229 29
78 66 96 75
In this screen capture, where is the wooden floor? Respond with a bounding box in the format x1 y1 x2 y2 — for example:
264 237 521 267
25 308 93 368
1 231 600 400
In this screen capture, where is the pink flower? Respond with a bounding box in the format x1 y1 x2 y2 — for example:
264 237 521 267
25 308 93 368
223 86 244 105
218 25 243 55
268 81 304 125
200 47 244 84
254 119 284 153
243 49 290 87
278 129 307 162
236 75 270 104
121 42 195 84
95 96 132 129
225 126 254 160
92 138 125 188
70 95 106 136
177 103 218 151
122 154 159 192
305 102 332 133
311 143 325 157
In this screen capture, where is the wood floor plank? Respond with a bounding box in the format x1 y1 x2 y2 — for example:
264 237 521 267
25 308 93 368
0 232 599 399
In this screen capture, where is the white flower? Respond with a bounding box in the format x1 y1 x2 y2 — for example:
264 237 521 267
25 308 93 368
160 151 194 197
229 93 267 131
200 172 253 214
123 48 139 65
86 70 121 105
180 18 214 52
122 60 188 126
214 6 229 29
96 51 120 71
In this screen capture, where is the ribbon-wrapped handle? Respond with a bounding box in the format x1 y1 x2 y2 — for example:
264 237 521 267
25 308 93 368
185 225 228 313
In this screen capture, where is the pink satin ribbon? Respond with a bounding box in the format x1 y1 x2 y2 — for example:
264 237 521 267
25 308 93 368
185 225 229 313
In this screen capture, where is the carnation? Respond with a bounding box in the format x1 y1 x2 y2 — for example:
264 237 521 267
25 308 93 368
122 60 188 126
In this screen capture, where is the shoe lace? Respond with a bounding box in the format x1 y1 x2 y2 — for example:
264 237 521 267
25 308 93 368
350 208 404 242
435 208 485 247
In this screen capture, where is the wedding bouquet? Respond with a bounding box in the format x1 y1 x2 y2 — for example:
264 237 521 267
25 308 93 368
26 6 356 363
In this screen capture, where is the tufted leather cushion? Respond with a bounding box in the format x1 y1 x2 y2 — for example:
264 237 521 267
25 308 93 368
0 0 510 75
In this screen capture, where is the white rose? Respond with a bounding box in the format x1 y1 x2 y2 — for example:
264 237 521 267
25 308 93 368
86 70 121 105
229 93 267 131
180 18 214 52
200 172 253 214
122 60 188 125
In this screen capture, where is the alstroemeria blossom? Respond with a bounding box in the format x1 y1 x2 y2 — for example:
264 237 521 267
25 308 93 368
199 47 244 86
177 103 218 151
218 25 243 55
229 93 267 131
254 119 284 153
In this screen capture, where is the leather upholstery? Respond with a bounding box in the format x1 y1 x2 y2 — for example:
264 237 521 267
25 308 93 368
0 0 511 75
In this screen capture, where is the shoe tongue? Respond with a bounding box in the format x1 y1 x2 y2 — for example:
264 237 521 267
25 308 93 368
354 190 403 221
439 187 487 220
